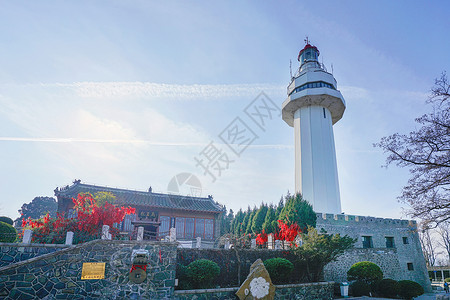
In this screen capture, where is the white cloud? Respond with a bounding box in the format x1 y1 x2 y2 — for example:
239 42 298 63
6 82 285 100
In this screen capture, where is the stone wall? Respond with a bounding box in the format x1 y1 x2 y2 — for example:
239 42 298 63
0 243 71 267
316 213 432 292
0 240 177 299
174 282 334 300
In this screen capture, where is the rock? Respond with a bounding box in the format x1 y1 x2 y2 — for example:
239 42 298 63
236 259 275 300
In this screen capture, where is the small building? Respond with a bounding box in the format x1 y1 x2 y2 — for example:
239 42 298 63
54 180 223 245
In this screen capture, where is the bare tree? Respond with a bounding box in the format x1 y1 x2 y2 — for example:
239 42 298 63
375 72 450 227
419 223 439 267
437 222 450 265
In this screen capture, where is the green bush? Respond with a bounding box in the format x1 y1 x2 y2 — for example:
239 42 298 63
445 277 450 282
347 261 383 283
0 221 17 243
376 278 399 298
264 257 294 284
186 259 220 289
350 280 371 297
0 216 13 225
398 280 424 299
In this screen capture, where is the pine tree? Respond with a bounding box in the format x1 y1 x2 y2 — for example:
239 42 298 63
279 193 316 231
245 207 257 234
251 204 268 234
262 204 277 234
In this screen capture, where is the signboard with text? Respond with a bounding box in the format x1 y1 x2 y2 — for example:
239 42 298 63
81 262 105 280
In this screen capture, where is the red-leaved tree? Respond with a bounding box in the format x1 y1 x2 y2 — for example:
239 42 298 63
22 193 135 244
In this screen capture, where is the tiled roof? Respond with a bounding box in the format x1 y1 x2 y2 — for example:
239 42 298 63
54 181 223 213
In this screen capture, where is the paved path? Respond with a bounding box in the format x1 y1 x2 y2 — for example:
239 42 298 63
339 293 442 300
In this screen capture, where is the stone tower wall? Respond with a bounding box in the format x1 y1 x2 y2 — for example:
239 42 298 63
316 213 431 292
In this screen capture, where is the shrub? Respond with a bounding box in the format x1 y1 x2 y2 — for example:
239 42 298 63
350 280 370 296
347 261 383 283
0 216 13 225
264 257 294 284
398 280 424 299
376 278 400 298
0 221 17 243
186 259 220 289
445 277 450 282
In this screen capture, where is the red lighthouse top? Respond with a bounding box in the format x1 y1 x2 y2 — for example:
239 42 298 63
298 44 320 62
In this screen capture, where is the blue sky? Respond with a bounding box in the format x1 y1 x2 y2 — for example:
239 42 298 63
0 1 449 221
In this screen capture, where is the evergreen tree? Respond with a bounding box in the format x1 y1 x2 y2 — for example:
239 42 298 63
279 193 316 231
245 207 257 234
276 195 285 216
220 205 228 235
241 210 251 235
262 204 277 234
232 209 244 235
251 204 268 234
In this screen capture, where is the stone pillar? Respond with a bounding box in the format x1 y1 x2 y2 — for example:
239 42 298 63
169 227 176 242
137 226 144 241
22 229 32 244
275 240 281 250
295 234 303 247
268 234 274 249
196 237 201 248
101 225 111 240
65 231 74 245
251 238 256 249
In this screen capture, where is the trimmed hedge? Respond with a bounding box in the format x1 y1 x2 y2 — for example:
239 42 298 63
347 261 383 283
264 257 294 284
398 280 424 299
376 278 400 298
0 216 13 225
176 249 308 289
186 259 220 289
0 221 16 243
350 280 370 297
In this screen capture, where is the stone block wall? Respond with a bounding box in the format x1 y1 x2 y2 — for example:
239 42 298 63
0 243 71 268
316 213 432 292
174 282 334 300
0 240 177 299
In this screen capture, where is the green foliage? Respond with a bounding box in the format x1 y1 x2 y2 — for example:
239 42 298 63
186 259 220 289
232 209 244 235
347 261 383 283
376 278 400 298
263 258 294 284
15 196 57 224
245 209 256 234
279 193 316 230
351 280 370 297
398 280 424 299
445 277 450 282
0 216 13 225
251 205 268 234
94 191 116 207
0 221 17 243
293 227 356 282
262 205 277 234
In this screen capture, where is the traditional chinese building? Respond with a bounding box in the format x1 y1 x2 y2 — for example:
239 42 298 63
54 180 223 244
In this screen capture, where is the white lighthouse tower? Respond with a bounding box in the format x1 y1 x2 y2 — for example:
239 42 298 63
282 40 345 214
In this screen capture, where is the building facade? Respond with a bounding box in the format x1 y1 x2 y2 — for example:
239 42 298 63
316 213 431 292
55 180 223 244
281 42 431 292
282 41 345 214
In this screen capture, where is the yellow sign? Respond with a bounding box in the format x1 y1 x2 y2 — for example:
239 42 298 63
81 262 106 280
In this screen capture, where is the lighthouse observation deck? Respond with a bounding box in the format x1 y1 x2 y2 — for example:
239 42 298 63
282 43 346 127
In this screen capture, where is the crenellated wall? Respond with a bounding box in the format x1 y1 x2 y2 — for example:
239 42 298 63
316 213 431 292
